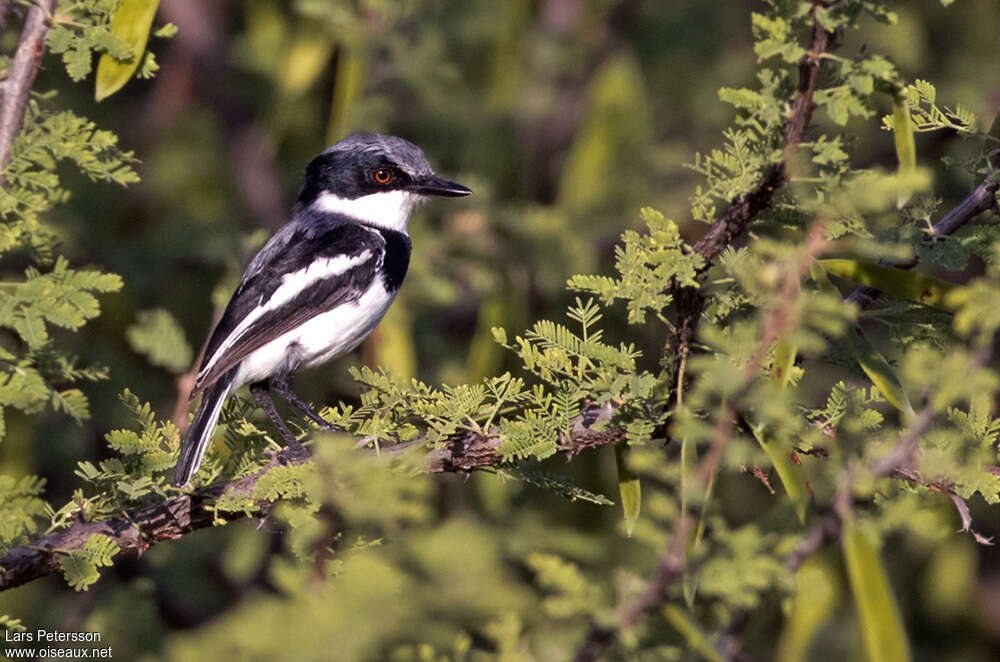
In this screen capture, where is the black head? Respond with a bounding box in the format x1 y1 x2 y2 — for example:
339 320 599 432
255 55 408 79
296 133 471 206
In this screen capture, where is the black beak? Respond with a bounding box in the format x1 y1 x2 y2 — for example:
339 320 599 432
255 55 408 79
411 174 472 197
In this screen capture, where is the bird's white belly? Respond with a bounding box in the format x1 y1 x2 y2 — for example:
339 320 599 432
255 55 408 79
233 284 396 387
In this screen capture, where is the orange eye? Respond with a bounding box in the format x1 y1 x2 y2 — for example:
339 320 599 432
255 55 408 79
373 168 393 185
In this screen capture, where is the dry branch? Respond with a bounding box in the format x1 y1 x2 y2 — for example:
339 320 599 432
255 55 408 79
0 0 56 172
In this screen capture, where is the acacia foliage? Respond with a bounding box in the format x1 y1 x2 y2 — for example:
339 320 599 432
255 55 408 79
2 0 1000 660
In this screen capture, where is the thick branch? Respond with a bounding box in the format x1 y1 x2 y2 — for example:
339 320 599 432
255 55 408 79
0 0 56 172
0 406 623 592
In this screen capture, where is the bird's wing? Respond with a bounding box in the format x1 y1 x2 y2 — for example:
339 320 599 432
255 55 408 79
191 221 385 396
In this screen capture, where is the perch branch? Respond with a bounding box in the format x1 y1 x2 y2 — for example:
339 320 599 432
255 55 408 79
0 0 56 174
0 405 624 592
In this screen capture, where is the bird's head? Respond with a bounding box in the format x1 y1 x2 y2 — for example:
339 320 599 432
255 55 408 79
297 133 471 232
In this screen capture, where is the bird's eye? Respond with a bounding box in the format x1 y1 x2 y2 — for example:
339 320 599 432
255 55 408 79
372 168 393 185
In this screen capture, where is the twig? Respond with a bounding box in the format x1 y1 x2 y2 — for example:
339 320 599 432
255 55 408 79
846 172 1000 309
872 342 993 479
0 405 624 592
781 336 997 575
0 0 56 174
784 514 841 572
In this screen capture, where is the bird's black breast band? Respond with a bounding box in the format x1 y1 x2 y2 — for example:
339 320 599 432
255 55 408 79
375 227 411 292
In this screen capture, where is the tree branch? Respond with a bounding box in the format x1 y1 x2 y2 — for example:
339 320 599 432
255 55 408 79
576 221 829 661
0 0 56 173
0 405 623 593
667 6 834 383
782 338 999 579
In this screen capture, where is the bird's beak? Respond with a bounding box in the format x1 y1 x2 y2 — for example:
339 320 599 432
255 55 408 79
411 174 472 197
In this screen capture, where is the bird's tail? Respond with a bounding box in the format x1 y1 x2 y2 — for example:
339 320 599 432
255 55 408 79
173 371 235 487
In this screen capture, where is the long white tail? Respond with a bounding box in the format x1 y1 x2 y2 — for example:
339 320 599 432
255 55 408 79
173 371 234 486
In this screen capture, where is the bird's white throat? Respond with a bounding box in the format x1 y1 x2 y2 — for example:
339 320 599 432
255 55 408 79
311 190 422 232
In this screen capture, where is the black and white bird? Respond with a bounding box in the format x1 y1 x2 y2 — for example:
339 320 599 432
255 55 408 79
173 133 471 486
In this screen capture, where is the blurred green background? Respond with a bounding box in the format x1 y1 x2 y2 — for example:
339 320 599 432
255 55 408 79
2 0 1000 659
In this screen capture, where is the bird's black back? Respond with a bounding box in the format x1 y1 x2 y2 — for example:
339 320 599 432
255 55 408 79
193 214 411 395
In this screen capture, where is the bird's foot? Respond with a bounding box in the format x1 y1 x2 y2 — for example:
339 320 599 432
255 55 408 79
271 376 343 432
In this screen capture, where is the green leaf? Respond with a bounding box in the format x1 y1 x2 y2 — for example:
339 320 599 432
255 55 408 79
498 467 614 506
153 23 178 38
681 430 698 605
526 553 603 618
820 259 956 310
614 443 641 537
65 46 93 82
326 45 365 142
95 0 161 101
368 302 416 380
12 312 46 348
681 428 718 606
842 518 911 662
59 534 119 591
60 554 100 591
278 27 333 96
125 308 193 373
51 388 90 422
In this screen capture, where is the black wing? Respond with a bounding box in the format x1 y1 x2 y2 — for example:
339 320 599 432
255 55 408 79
191 220 385 396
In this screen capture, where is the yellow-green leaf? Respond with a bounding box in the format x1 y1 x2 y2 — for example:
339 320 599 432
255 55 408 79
95 0 160 102
777 555 843 662
279 27 332 96
893 99 917 207
842 517 911 662
662 605 724 662
614 443 641 538
467 290 526 381
820 259 955 310
326 46 366 143
681 431 718 606
844 324 914 418
363 301 416 380
772 339 797 388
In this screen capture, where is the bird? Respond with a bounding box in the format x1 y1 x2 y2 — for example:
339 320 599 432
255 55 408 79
172 133 471 486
